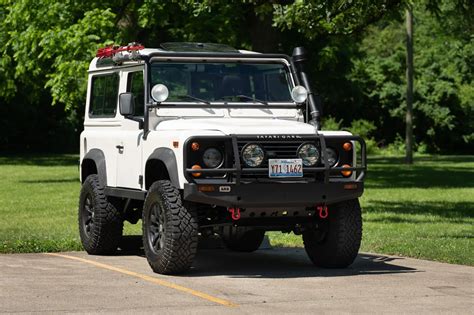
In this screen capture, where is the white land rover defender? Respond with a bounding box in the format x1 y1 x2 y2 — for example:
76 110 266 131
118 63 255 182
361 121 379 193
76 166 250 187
79 42 366 274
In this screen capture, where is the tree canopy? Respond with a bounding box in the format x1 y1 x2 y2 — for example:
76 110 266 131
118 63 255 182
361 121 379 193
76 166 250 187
0 0 472 153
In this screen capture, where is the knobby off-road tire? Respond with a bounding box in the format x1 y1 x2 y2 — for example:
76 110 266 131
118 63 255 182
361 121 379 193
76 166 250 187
303 199 362 268
78 174 123 254
222 230 265 252
142 180 198 274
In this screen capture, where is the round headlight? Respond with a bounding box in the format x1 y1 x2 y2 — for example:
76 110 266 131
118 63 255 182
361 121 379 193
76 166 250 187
291 85 308 103
151 84 169 102
298 143 319 166
202 148 223 168
242 144 265 167
325 147 338 167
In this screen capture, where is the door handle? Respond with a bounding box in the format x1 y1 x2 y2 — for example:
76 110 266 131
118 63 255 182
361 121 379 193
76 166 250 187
116 145 124 150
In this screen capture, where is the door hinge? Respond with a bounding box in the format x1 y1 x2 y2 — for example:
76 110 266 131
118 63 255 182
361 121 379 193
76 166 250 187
139 175 143 188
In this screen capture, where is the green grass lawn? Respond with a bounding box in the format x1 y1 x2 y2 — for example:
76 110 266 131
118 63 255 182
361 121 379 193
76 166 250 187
0 154 473 265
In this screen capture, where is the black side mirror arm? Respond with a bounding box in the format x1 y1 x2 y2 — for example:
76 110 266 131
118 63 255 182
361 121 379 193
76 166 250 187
125 115 144 129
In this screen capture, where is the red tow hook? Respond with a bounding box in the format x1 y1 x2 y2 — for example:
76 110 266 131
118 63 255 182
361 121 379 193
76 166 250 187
317 205 329 219
228 207 241 220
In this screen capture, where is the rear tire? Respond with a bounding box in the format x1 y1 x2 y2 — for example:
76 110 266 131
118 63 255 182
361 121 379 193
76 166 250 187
303 199 362 268
78 174 123 254
222 230 265 252
142 180 198 274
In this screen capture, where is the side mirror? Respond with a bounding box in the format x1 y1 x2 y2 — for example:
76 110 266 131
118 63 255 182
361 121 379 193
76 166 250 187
119 93 135 116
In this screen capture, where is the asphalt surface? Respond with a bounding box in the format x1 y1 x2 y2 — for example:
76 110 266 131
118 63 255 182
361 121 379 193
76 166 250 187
1 244 473 314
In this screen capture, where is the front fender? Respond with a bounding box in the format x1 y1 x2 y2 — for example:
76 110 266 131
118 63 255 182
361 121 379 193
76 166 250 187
146 148 179 188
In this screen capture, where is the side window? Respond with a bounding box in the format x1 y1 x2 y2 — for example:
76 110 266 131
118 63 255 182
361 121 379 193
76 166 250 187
89 73 119 117
127 71 144 117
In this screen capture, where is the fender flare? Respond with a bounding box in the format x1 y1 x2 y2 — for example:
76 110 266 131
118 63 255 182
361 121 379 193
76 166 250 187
82 149 107 187
146 148 180 188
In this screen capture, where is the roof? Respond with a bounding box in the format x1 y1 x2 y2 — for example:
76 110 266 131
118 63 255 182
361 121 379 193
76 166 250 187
160 42 239 53
88 42 292 71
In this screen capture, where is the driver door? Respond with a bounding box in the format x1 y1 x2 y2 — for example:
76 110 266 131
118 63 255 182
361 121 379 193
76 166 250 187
116 68 145 189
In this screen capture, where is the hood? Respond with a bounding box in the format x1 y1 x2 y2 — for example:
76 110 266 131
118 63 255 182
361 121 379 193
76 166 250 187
155 118 317 135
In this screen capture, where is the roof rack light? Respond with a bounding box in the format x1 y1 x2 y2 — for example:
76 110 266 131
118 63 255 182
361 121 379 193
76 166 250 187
96 43 145 58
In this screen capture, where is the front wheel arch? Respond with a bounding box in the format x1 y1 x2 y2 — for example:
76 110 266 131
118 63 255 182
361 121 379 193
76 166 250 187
145 148 179 189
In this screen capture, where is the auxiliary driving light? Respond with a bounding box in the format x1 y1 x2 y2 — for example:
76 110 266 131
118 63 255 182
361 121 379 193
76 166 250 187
298 143 319 166
242 144 265 167
151 84 169 102
291 85 308 103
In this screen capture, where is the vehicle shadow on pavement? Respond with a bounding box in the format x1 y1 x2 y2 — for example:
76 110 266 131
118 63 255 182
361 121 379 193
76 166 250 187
118 236 417 279
188 248 418 278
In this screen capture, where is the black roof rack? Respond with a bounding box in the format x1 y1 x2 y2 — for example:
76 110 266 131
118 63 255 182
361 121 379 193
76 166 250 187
160 42 239 53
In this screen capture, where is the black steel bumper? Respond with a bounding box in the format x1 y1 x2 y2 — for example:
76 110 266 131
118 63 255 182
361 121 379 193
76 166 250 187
183 134 366 208
183 181 364 207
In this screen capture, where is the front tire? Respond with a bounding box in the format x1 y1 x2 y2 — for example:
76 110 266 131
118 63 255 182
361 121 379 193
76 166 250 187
78 174 123 254
303 199 362 268
142 180 198 274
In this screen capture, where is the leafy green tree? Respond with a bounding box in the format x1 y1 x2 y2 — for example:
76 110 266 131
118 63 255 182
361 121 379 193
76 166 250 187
0 0 407 113
349 0 473 152
0 0 471 153
0 1 116 110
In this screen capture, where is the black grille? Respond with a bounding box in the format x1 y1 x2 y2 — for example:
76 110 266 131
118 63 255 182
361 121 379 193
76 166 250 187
236 138 320 179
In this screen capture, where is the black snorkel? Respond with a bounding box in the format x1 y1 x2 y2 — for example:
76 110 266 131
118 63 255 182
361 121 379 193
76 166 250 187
292 47 322 130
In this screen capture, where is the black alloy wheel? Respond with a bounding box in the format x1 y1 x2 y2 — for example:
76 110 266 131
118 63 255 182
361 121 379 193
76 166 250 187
147 203 165 254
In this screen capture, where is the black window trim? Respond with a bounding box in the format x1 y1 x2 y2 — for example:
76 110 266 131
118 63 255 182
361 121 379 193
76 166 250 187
88 72 120 119
126 70 145 117
148 59 296 105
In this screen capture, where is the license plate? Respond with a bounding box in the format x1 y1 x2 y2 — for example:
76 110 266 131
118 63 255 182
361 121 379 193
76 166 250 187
268 159 303 178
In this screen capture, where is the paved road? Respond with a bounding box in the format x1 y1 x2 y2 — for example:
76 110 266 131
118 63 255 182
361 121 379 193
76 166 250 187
1 246 473 314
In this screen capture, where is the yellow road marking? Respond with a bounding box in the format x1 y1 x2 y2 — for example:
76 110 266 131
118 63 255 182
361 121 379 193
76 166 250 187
45 253 237 307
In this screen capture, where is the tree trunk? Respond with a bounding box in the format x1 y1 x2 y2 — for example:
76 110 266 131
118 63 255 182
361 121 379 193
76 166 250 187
405 8 414 164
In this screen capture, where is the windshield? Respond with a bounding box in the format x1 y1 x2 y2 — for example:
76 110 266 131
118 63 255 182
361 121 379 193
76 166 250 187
150 61 293 103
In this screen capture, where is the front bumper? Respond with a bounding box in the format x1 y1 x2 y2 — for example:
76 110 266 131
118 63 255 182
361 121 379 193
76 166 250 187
183 134 366 208
183 181 364 207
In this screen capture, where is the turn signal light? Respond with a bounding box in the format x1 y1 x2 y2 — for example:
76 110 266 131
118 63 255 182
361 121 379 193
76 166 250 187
341 164 352 177
342 142 352 151
191 165 202 177
344 183 358 190
191 142 200 151
198 185 215 192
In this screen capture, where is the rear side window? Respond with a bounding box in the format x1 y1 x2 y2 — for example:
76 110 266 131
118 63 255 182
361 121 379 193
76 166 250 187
127 71 144 117
89 73 119 117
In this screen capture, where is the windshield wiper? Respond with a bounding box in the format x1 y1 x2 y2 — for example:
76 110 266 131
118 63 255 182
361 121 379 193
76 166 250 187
236 95 268 105
221 95 268 105
178 95 211 104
